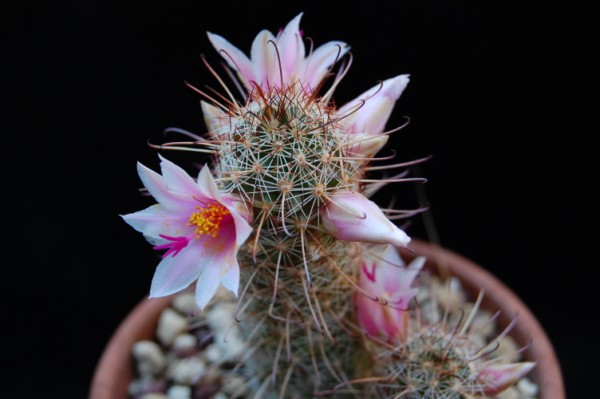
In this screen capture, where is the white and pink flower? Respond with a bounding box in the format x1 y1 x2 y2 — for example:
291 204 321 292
207 14 409 162
320 190 410 247
122 156 252 310
355 245 424 341
476 362 537 395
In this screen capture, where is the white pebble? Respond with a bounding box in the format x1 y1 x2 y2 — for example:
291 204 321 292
167 385 192 399
167 355 206 385
433 276 466 311
494 336 520 363
205 302 236 333
517 377 539 396
172 292 198 316
204 302 245 361
470 309 496 338
213 285 236 301
157 308 189 346
203 344 221 363
132 340 165 376
172 333 197 356
496 386 519 399
140 392 170 399
218 333 244 361
221 375 247 396
128 378 145 396
140 394 168 399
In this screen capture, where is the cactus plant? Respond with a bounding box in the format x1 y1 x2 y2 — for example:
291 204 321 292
121 13 536 399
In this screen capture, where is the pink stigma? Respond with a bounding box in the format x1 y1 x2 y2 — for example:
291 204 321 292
154 235 190 258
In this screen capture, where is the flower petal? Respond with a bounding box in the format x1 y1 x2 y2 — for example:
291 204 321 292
339 75 410 135
121 204 191 242
276 13 305 83
196 164 222 200
321 191 410 247
303 40 349 89
149 243 207 298
195 259 222 310
158 155 202 196
380 255 424 294
201 101 227 134
136 161 192 212
345 133 389 158
220 257 240 296
250 29 277 88
478 362 537 394
207 32 255 87
194 219 243 309
230 209 253 247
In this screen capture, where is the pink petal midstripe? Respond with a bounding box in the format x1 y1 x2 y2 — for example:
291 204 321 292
277 13 305 82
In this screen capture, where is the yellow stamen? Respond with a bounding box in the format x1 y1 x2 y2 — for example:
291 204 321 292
188 202 230 238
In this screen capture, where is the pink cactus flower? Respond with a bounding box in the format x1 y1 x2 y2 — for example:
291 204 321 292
320 190 410 247
355 245 424 341
122 156 252 310
207 12 349 91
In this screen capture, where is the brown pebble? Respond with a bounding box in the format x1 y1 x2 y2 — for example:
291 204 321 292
193 382 221 399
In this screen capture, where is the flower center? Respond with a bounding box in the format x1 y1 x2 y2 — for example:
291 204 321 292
188 202 230 238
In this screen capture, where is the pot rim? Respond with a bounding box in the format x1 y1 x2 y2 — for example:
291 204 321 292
89 239 565 399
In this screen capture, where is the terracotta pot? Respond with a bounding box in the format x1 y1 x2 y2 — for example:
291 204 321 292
89 240 565 399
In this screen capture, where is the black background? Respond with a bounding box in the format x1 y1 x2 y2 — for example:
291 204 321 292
4 1 597 397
